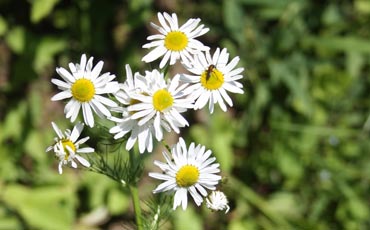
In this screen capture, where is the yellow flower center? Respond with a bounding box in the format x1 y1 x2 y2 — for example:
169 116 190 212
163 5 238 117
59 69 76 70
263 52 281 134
164 31 188 51
200 66 224 90
71 78 95 102
61 139 76 160
176 165 200 187
152 89 173 112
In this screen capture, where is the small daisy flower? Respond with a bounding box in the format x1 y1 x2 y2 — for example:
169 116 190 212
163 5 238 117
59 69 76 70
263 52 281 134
206 190 230 213
46 122 94 174
142 12 209 69
181 48 244 113
110 64 155 153
149 138 221 210
51 54 119 127
127 69 193 143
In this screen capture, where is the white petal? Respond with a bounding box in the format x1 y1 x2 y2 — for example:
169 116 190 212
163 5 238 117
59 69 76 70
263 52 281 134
194 90 210 110
90 61 103 81
75 155 91 167
80 54 87 72
159 51 171 69
189 186 203 206
71 160 78 168
214 90 227 112
156 12 170 31
219 88 233 107
77 147 94 153
82 103 94 127
51 78 71 90
223 82 244 94
51 122 64 139
58 162 63 174
51 91 72 101
154 113 163 141
142 46 167 63
94 95 118 107
69 102 81 122
56 67 75 83
174 188 188 210
223 56 240 74
90 99 111 118
70 122 84 142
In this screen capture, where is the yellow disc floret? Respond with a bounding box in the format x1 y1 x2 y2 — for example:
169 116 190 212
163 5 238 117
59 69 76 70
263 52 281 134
201 67 224 90
71 79 95 102
61 139 76 160
153 89 174 112
164 31 188 51
176 165 200 187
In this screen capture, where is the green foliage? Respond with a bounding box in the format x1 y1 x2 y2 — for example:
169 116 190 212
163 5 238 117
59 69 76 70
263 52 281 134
0 0 369 229
31 0 60 23
3 184 75 230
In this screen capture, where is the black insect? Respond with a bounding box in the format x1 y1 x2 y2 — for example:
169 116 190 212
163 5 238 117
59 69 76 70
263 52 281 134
206 64 216 81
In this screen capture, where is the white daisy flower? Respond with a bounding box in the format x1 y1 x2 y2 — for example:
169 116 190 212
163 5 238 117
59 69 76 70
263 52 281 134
206 190 230 213
127 69 193 143
46 122 94 174
181 47 244 113
142 12 209 69
149 138 221 210
51 54 120 127
109 64 155 153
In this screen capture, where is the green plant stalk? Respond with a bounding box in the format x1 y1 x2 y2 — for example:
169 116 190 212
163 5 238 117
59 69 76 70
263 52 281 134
162 63 170 80
129 184 143 230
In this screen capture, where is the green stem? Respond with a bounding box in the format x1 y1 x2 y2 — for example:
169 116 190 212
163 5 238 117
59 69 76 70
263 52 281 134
162 63 170 80
127 149 143 230
161 140 171 152
129 184 143 230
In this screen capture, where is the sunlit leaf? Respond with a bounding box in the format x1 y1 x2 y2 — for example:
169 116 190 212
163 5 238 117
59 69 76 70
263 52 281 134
0 16 8 36
3 184 75 230
268 192 301 218
173 206 202 230
5 27 25 54
107 189 130 215
34 37 67 73
31 0 60 23
355 0 370 14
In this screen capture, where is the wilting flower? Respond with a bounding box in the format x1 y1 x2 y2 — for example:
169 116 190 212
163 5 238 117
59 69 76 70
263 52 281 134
206 190 230 213
46 122 94 174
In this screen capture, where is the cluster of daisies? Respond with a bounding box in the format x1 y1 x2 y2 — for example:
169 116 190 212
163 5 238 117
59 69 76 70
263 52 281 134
47 12 243 213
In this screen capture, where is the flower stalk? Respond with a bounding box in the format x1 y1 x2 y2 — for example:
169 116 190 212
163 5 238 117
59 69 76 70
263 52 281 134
129 184 143 230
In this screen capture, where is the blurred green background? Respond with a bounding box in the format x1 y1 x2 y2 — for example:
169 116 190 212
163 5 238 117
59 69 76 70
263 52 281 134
0 0 369 229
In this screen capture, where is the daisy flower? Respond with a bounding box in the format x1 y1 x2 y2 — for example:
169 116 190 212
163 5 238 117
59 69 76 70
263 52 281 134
149 138 221 210
142 12 209 69
46 122 94 174
127 69 193 143
206 190 230 213
181 48 244 113
51 54 119 127
109 64 155 153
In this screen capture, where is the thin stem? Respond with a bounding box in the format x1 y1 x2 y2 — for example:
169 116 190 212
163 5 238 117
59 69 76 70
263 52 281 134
129 184 143 230
161 140 171 152
162 63 170 80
